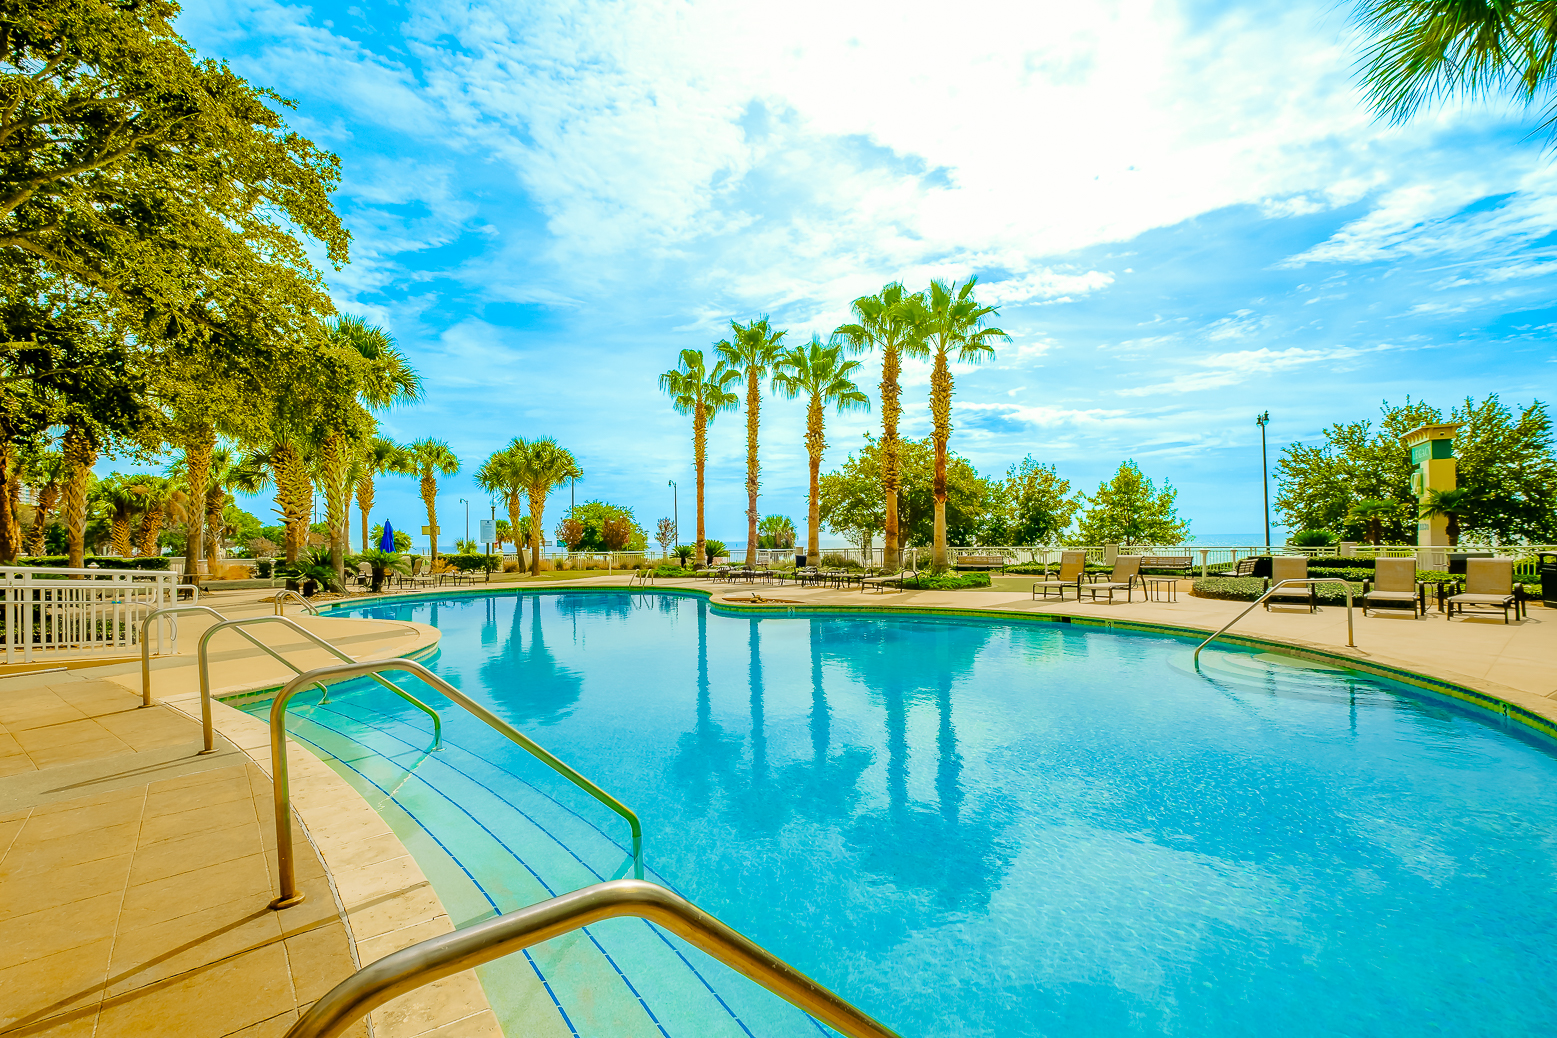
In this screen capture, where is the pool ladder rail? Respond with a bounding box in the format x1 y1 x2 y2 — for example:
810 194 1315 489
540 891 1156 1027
1193 577 1356 665
284 878 902 1038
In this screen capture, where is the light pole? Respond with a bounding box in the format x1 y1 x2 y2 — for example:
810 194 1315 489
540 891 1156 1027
668 479 678 547
460 498 469 551
1256 412 1271 550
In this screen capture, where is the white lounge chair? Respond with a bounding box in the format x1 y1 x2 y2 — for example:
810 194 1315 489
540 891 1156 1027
1265 556 1315 612
1447 558 1523 624
1081 556 1142 605
1363 557 1422 618
1031 551 1087 601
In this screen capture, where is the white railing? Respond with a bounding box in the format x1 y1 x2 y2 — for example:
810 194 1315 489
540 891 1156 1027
1 567 177 664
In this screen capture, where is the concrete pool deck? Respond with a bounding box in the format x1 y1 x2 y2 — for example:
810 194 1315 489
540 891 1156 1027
1 576 1552 1037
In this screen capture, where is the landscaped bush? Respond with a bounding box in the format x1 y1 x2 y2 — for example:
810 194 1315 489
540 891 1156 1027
449 553 500 574
19 555 171 571
502 559 523 573
899 571 991 591
1290 529 1338 547
1193 576 1361 604
820 553 862 569
1005 561 1111 575
256 559 274 578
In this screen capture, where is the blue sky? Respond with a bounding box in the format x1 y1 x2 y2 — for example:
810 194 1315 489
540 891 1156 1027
167 0 1557 548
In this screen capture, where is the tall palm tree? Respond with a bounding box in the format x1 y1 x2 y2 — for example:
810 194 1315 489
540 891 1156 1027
912 278 1008 569
477 444 532 572
19 445 65 556
835 283 927 569
354 436 412 556
509 438 580 576
330 315 424 409
1355 2 1557 137
127 475 169 557
660 349 740 567
97 475 141 558
407 439 461 562
715 317 787 566
244 431 313 565
772 335 871 566
205 449 266 562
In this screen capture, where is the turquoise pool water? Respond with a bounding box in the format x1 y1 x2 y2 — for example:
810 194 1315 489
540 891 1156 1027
249 590 1557 1037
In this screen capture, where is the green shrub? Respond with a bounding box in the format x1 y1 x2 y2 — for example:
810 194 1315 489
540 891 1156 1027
256 559 274 579
820 553 862 569
18 555 171 571
900 571 991 591
1290 529 1338 547
1194 576 1362 604
449 553 499 573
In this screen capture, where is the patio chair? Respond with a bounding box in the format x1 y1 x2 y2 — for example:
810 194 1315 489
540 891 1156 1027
862 568 917 593
1081 556 1142 605
1447 558 1523 624
1264 556 1316 613
398 557 435 589
1031 551 1088 601
1363 557 1423 618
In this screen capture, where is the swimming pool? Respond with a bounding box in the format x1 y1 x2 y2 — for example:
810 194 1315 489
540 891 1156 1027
247 590 1557 1037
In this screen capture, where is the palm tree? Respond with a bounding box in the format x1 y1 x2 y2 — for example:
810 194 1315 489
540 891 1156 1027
97 476 141 558
772 335 871 566
1354 2 1557 137
660 349 740 567
330 315 423 409
912 278 1008 569
354 436 411 555
19 445 65 556
407 439 461 562
1420 487 1479 546
715 317 787 567
1349 498 1399 547
245 431 313 566
835 283 927 569
509 437 580 576
126 475 169 557
477 444 532 572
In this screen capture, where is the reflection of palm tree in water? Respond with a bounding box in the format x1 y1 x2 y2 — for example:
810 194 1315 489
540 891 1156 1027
480 594 583 725
670 600 742 813
846 621 1012 913
778 621 873 821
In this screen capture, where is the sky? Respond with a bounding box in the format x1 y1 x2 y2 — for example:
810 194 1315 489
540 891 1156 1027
160 0 1557 549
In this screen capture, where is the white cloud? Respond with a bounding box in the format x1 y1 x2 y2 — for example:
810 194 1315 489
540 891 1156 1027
981 269 1116 306
1116 343 1404 396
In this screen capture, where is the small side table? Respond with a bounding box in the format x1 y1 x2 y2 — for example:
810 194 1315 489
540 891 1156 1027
1139 576 1179 602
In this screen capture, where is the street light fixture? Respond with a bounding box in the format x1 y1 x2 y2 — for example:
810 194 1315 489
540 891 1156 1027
459 498 469 550
668 479 677 546
1256 412 1271 550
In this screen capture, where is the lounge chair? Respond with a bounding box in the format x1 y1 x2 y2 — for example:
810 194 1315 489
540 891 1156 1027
1264 556 1316 613
861 568 916 593
1363 557 1423 618
1031 551 1087 601
1447 558 1523 623
1081 556 1142 605
398 557 435 589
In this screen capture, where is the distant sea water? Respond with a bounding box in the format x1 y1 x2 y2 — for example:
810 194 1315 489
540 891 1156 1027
726 532 1289 551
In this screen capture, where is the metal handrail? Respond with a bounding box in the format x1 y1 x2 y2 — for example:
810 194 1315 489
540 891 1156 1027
266 658 644 909
198 616 442 757
1193 577 1356 665
284 879 897 1038
274 590 319 615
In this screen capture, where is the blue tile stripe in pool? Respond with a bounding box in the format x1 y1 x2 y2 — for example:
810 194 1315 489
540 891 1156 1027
274 696 810 1038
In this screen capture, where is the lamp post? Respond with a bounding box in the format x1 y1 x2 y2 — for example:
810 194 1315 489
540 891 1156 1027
668 479 678 547
1256 412 1271 550
460 498 469 551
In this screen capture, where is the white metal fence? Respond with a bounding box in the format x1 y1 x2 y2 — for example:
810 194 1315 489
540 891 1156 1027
1 567 178 664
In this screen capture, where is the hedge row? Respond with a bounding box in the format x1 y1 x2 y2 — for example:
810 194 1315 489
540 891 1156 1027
17 556 171 571
900 571 992 591
1193 577 1361 604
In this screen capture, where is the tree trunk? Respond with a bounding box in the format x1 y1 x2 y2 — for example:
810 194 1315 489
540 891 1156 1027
880 342 902 569
111 516 132 558
805 396 825 566
61 426 95 569
0 439 21 564
744 370 760 567
693 405 707 568
181 428 214 586
205 489 224 563
507 493 526 574
421 473 439 563
357 475 374 554
275 443 310 566
138 511 163 558
27 483 58 556
929 348 953 570
319 433 352 590
528 491 545 575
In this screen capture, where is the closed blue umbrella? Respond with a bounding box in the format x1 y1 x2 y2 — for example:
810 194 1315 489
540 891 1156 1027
380 521 395 552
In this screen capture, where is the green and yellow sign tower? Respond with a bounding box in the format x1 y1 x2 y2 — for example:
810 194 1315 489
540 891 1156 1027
1399 423 1460 546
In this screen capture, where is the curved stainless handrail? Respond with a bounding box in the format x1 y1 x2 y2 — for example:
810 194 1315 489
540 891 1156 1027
284 879 899 1038
198 616 442 756
1193 577 1355 665
266 658 644 908
273 590 320 616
